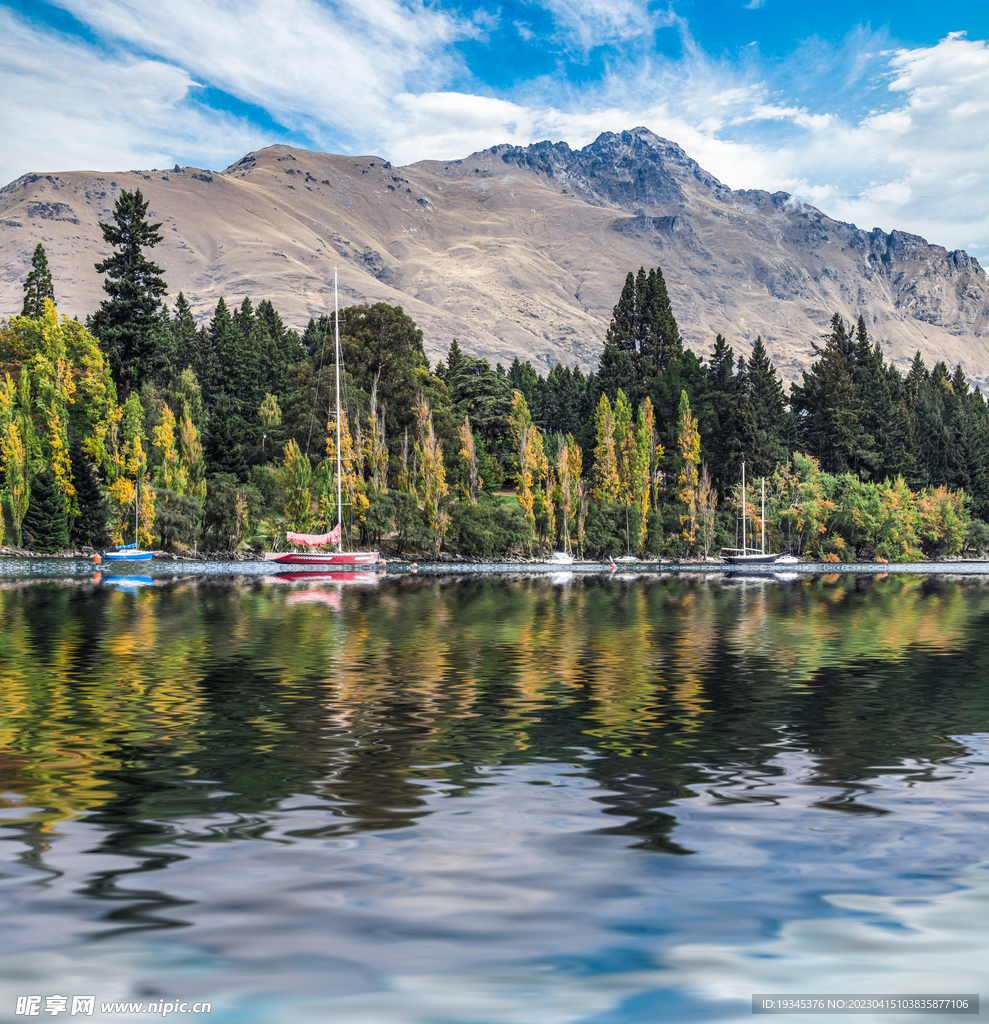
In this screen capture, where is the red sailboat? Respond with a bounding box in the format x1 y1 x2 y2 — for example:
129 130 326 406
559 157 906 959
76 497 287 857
264 525 378 566
265 269 379 568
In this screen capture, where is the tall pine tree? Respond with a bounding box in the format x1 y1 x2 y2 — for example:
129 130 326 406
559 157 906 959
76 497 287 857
21 243 55 318
88 189 168 397
598 266 682 404
791 314 868 474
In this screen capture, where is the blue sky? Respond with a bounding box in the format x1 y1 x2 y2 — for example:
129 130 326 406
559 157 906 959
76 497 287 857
2 0 989 254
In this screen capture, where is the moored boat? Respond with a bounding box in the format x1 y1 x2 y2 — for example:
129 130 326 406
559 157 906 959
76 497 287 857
103 542 153 562
723 462 778 565
103 472 153 560
265 269 378 569
264 529 378 566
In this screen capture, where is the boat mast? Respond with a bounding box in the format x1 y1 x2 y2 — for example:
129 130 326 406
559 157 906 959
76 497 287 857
136 469 140 546
761 476 766 555
742 461 746 554
334 269 343 548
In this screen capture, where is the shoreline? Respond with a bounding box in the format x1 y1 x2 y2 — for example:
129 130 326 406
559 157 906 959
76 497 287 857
4 552 989 580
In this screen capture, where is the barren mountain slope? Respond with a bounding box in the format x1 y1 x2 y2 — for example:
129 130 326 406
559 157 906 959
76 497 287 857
2 128 988 384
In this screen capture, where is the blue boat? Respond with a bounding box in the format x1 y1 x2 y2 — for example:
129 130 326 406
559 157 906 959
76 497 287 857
102 541 153 562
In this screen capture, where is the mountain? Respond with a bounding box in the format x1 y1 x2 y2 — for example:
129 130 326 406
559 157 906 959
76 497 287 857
2 127 988 384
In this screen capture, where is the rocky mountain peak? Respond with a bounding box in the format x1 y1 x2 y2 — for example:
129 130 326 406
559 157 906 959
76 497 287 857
499 125 731 210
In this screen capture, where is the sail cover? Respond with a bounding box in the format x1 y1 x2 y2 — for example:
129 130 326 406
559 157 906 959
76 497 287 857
287 524 342 548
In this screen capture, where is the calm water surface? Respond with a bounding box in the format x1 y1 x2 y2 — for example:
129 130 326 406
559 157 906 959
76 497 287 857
1 570 989 1022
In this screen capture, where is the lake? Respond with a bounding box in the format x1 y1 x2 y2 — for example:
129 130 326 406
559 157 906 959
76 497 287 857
1 568 988 1022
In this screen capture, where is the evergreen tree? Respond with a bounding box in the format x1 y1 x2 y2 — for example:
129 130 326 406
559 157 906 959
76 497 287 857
68 432 110 548
705 335 735 489
905 351 929 398
335 302 438 462
22 469 69 553
301 317 325 358
598 265 683 403
508 357 541 417
197 297 240 410
747 336 791 477
88 188 168 397
204 394 248 479
640 266 682 378
446 354 515 458
170 292 199 372
598 272 640 401
444 339 464 377
539 363 589 438
790 316 868 474
21 243 55 318
233 296 264 423
722 355 760 483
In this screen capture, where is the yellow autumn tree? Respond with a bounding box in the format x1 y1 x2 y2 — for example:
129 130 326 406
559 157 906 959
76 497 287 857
413 393 449 553
281 438 313 532
510 390 546 552
106 394 153 546
696 462 718 558
179 415 206 499
634 400 658 542
0 372 26 547
367 375 388 493
259 392 281 465
556 432 581 556
458 413 480 504
614 393 654 553
7 300 119 484
592 392 620 503
152 405 186 494
676 390 701 552
327 411 368 542
399 427 413 495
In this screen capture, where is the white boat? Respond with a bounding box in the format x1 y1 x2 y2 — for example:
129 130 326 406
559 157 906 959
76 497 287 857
549 551 574 564
266 269 378 568
723 462 778 565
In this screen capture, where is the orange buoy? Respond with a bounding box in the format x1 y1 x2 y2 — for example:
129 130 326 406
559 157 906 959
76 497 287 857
93 553 101 565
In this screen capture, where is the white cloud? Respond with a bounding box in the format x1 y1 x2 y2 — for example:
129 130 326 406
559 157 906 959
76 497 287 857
45 0 474 148
526 0 677 52
0 8 260 183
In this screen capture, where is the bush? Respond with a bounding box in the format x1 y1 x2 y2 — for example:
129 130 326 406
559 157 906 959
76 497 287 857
246 464 280 511
202 474 261 551
448 498 530 557
964 518 989 556
155 489 202 550
362 490 396 546
583 502 627 559
390 491 430 554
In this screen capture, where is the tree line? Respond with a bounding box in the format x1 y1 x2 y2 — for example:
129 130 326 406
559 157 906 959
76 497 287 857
1 190 983 560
